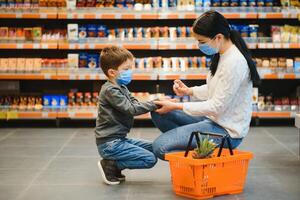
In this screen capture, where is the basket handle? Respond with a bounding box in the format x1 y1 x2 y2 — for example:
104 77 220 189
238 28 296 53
184 131 234 157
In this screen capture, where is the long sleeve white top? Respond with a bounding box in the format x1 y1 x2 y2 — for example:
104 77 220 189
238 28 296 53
183 45 253 138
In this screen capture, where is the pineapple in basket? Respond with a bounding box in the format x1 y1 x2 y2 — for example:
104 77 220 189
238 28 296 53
193 136 218 159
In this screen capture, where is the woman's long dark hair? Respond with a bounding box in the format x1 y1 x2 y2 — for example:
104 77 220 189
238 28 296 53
193 10 261 86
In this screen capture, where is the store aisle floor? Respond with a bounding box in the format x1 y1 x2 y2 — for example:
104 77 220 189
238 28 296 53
0 127 299 200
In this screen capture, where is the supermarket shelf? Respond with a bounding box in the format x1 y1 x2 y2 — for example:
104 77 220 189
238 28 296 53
1 72 299 80
0 8 57 19
0 110 150 120
0 74 52 80
252 111 297 118
58 40 157 50
1 111 57 120
257 43 300 49
0 42 57 49
1 7 298 19
0 41 299 50
1 110 297 120
57 8 158 19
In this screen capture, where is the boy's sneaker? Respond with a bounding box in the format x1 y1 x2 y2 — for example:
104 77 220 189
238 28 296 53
98 159 120 185
116 170 126 181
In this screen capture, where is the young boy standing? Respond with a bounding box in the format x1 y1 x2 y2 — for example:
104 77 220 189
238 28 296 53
95 46 158 185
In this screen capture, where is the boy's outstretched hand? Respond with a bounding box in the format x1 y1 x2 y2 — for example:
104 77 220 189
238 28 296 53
153 100 183 114
173 79 193 97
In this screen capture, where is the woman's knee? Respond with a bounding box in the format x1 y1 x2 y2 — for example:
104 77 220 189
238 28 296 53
152 138 167 160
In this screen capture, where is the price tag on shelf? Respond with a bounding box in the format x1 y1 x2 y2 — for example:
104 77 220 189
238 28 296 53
89 44 95 49
283 43 289 49
7 111 18 119
16 13 22 18
115 13 121 19
274 43 281 48
44 74 51 79
33 43 39 49
78 44 85 49
77 13 84 19
266 43 273 49
240 13 247 18
258 43 266 49
41 44 48 49
0 111 6 119
69 44 76 49
90 74 96 80
78 75 85 80
16 43 23 49
42 112 48 118
69 111 76 118
69 74 76 79
40 13 47 19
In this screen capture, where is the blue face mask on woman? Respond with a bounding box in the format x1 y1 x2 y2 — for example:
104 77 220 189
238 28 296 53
116 69 133 86
198 39 219 55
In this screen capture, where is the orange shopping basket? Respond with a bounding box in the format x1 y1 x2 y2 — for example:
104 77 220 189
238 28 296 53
165 131 253 200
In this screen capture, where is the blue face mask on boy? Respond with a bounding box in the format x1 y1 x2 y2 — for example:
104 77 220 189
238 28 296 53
198 38 219 55
116 69 133 86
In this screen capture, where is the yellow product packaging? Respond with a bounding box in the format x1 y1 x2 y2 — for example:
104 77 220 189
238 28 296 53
280 26 290 43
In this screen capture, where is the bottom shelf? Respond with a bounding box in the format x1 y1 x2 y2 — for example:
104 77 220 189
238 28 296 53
0 110 297 120
0 110 151 120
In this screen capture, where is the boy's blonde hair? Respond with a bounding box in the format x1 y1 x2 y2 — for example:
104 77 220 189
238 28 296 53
100 46 134 76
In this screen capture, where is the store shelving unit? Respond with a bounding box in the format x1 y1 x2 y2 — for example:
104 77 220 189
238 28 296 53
0 5 299 126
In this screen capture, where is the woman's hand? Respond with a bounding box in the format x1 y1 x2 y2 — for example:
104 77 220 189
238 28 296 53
173 79 193 97
154 100 183 114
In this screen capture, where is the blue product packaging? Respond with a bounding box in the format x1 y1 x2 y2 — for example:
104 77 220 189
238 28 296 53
294 59 300 73
59 95 68 108
176 27 182 38
188 57 193 68
116 0 126 7
0 0 6 8
79 52 88 68
87 24 97 38
43 95 51 107
230 0 239 6
51 96 60 108
211 0 221 7
168 0 177 7
197 57 201 68
230 24 239 31
97 25 107 38
249 25 258 38
87 54 99 69
240 25 250 38
206 57 211 68
78 26 87 40
186 27 191 37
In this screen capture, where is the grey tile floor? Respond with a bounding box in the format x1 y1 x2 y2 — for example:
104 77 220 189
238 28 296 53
0 127 299 200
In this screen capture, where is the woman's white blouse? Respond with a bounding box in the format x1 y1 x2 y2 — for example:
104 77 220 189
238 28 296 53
183 45 253 138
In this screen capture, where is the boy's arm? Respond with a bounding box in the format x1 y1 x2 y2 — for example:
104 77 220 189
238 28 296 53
105 87 157 116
